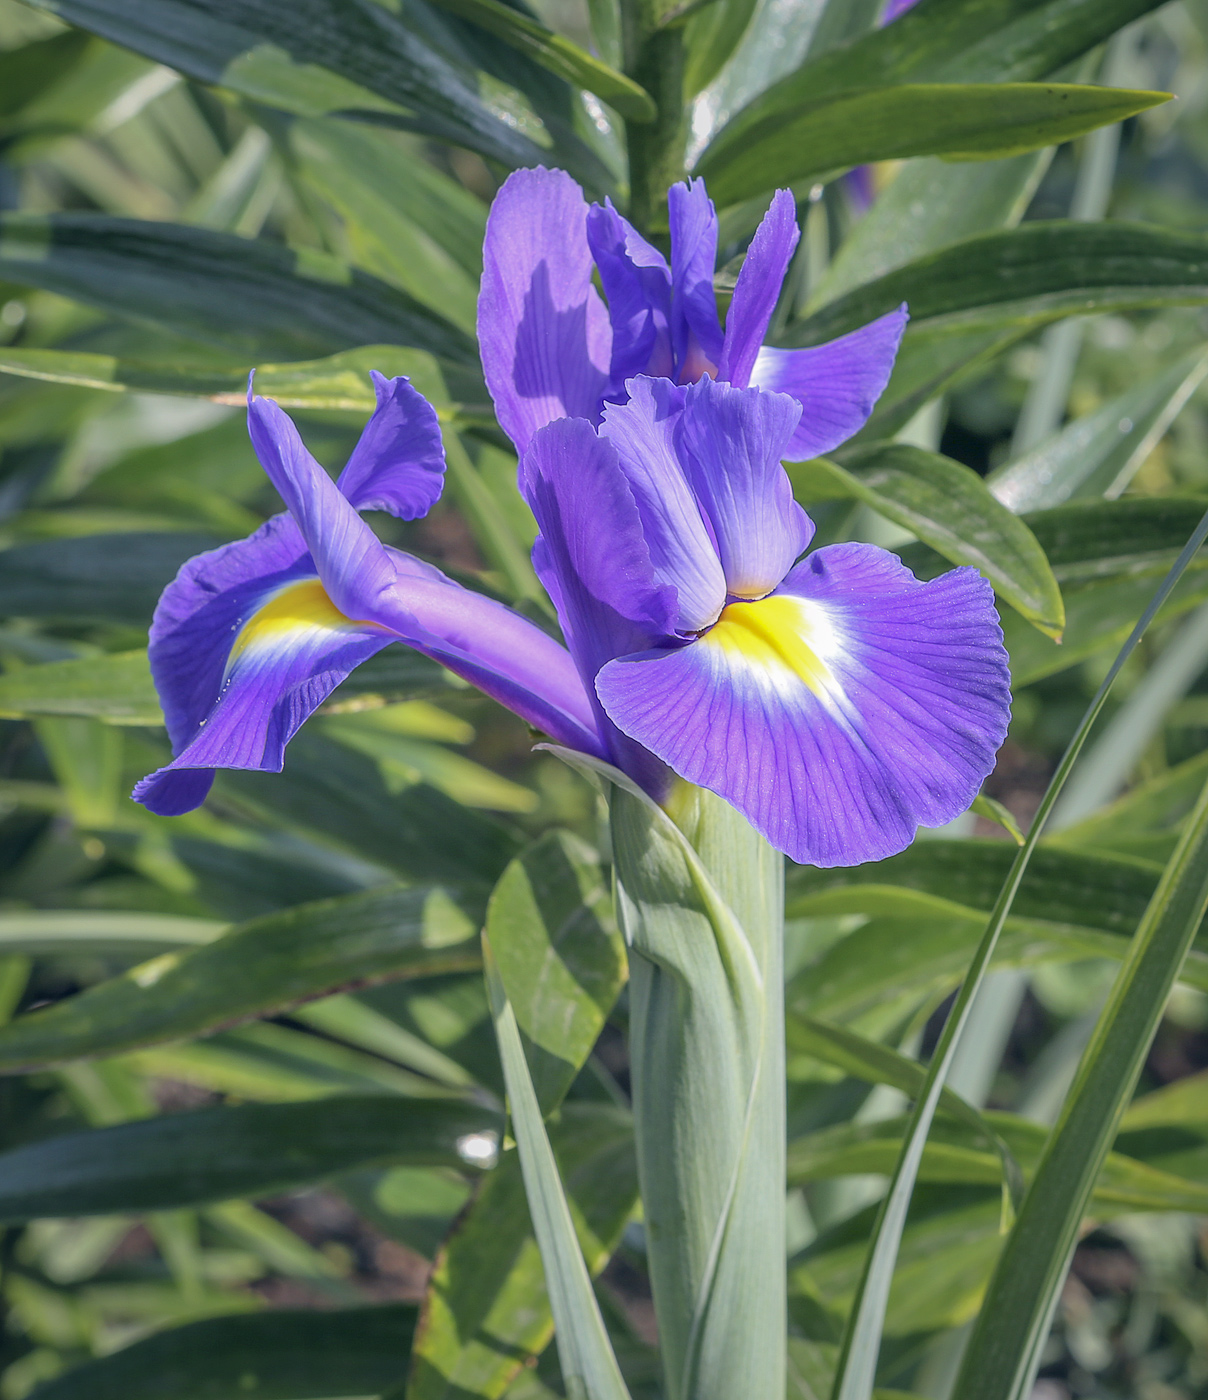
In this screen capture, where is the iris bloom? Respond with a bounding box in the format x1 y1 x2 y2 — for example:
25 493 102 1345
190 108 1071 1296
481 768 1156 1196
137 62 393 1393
478 167 908 461
134 172 1010 868
133 374 602 819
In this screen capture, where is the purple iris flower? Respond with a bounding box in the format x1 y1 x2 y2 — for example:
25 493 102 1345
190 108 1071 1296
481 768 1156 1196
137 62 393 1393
134 168 1010 868
133 373 604 819
477 167 909 462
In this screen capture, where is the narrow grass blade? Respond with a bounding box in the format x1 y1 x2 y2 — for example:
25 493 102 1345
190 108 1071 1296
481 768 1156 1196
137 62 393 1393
484 937 632 1400
829 503 1208 1400
954 768 1208 1400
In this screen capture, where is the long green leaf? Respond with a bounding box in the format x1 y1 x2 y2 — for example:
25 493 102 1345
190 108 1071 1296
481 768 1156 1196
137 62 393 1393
0 649 160 723
27 1304 417 1400
0 885 478 1072
790 445 1064 636
788 1111 1208 1214
0 1096 498 1219
1056 748 1208 859
682 0 761 96
705 0 1167 184
486 831 626 1117
288 123 482 335
789 911 1208 1025
0 911 224 955
1003 558 1208 685
484 939 632 1400
423 0 653 120
829 506 1208 1400
811 150 1051 306
0 29 92 123
789 1016 1024 1209
788 839 1165 937
407 1102 638 1399
784 221 1208 349
221 730 520 886
696 82 1166 208
854 494 1208 679
987 349 1208 511
0 343 487 417
0 213 475 362
19 0 550 169
0 532 221 626
953 772 1208 1400
861 324 1024 438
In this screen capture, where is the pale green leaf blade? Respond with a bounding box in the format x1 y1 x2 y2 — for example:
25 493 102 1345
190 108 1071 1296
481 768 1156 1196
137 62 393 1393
407 1103 638 1400
288 123 482 335
0 344 487 417
220 730 521 886
954 767 1208 1400
290 119 486 276
788 840 1163 938
788 1016 1024 1208
811 151 1052 307
0 911 225 956
0 649 160 724
789 1109 1208 1214
988 349 1208 511
971 794 1025 843
484 939 632 1400
0 885 479 1072
790 446 1064 636
486 831 626 1117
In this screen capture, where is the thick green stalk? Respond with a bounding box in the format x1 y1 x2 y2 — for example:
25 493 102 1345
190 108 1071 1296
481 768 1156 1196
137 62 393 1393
624 27 688 232
611 783 785 1400
619 0 689 234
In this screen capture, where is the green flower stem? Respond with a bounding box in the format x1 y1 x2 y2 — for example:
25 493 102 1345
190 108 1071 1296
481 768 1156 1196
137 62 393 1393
620 0 689 233
625 30 688 232
611 783 785 1400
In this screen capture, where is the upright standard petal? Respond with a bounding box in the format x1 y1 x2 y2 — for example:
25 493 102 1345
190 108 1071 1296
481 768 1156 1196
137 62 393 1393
750 306 908 460
677 377 811 599
600 377 725 634
478 167 611 453
597 545 1010 867
521 416 676 789
247 387 398 624
336 373 446 519
133 516 392 816
667 179 724 381
586 200 673 386
717 188 799 389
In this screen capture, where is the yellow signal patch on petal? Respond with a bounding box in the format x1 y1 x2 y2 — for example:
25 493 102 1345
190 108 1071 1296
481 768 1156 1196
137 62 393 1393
229 578 377 664
700 593 841 700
